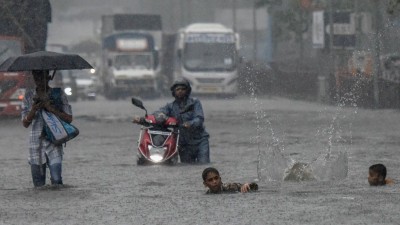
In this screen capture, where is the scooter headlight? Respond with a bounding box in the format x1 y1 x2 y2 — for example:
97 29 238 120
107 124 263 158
148 145 167 163
150 154 163 162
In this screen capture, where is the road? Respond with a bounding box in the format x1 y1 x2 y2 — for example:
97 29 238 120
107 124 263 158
1 96 399 225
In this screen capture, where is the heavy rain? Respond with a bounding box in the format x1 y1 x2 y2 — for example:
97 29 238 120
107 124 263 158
1 0 400 224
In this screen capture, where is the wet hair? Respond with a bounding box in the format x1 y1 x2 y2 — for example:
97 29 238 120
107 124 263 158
32 70 51 80
369 164 387 178
202 167 219 181
32 70 49 75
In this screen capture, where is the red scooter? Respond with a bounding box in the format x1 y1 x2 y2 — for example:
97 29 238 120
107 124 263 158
131 98 180 165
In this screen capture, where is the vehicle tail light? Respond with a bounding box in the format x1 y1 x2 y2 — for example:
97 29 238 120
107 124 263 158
10 88 26 100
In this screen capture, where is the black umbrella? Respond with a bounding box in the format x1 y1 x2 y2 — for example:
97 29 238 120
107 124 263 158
0 51 93 72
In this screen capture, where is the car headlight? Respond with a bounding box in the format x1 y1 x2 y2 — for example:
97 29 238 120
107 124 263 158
64 87 72 96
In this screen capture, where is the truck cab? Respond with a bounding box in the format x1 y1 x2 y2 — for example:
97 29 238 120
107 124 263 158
100 14 163 99
102 32 159 99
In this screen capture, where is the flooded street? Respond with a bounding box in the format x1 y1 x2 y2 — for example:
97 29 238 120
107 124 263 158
2 0 400 224
1 96 400 224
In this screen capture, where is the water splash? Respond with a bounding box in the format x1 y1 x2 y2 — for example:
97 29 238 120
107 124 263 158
310 151 348 181
284 162 316 181
243 70 282 181
243 72 291 182
247 70 366 183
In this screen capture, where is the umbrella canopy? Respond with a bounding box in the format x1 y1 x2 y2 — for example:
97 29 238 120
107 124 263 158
0 51 93 72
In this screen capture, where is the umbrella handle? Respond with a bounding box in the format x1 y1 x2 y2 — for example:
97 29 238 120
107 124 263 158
50 70 57 80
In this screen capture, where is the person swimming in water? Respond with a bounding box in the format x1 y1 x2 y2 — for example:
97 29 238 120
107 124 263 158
202 167 258 194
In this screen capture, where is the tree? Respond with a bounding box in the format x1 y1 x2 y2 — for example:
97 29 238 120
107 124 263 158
0 0 51 53
256 0 310 62
387 0 400 14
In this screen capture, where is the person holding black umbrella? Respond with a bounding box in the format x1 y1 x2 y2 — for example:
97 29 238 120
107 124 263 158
21 70 73 187
0 50 91 187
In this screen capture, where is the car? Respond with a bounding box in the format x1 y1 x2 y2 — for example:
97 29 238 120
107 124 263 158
49 70 78 102
72 69 97 101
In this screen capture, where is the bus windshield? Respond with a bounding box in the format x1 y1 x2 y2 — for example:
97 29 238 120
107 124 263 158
183 43 236 72
114 54 152 70
0 39 22 63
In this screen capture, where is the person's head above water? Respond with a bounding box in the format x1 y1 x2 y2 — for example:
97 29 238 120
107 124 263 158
202 167 258 194
368 164 388 186
202 167 222 192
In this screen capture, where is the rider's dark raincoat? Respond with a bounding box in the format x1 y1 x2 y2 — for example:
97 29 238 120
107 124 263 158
158 79 210 163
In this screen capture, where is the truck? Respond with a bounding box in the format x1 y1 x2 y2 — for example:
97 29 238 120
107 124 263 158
0 36 29 116
100 14 163 99
173 23 240 97
334 51 374 107
378 53 400 108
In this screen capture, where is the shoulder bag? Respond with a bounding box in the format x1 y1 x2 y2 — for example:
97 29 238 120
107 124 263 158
41 110 79 145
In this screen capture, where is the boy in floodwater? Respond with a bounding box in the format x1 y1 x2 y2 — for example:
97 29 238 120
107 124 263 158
368 164 394 186
202 167 258 194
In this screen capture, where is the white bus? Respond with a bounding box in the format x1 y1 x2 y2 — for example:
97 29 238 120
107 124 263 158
174 23 240 96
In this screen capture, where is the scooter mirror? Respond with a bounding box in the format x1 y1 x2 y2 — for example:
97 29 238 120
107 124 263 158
131 98 145 110
132 97 148 116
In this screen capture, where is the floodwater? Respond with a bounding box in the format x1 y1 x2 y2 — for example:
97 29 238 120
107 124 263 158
1 96 399 225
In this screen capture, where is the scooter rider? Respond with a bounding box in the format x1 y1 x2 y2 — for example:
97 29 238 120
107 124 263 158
133 79 210 164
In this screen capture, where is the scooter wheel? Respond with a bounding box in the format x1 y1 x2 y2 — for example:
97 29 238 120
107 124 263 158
137 157 147 165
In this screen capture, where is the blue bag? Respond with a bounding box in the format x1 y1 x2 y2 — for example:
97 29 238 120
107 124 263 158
41 88 79 145
42 110 79 145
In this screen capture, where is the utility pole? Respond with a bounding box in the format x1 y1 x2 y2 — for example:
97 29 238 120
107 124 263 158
187 0 192 25
354 0 362 49
179 0 185 27
372 0 382 108
232 0 237 32
329 0 336 100
253 0 258 62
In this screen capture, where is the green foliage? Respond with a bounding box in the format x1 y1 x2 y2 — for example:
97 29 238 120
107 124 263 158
0 0 51 52
387 0 400 14
256 0 309 41
255 0 384 43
